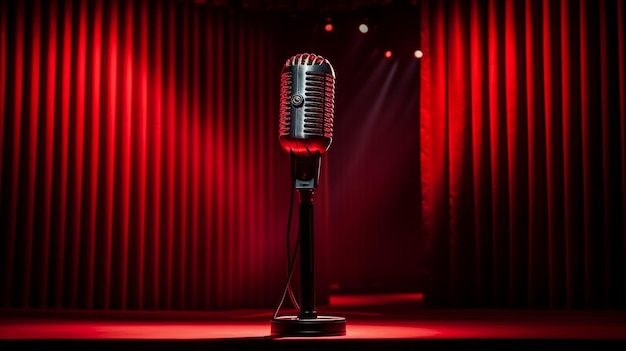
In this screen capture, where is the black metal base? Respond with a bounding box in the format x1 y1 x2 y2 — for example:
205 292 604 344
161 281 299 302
270 315 347 337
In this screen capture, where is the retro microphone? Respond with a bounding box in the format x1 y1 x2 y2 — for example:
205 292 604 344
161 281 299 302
278 53 335 190
270 53 346 337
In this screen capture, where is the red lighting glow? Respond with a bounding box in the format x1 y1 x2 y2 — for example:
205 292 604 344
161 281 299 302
325 23 334 32
384 50 393 58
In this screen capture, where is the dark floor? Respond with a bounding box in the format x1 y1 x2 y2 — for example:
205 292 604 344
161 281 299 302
1 293 626 350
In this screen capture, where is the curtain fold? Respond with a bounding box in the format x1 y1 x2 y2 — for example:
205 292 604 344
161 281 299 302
0 0 297 310
420 0 626 309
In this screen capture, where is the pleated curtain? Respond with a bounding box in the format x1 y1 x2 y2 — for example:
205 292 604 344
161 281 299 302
0 0 304 310
419 0 626 309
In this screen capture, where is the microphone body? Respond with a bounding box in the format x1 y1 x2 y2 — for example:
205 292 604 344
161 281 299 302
279 53 336 156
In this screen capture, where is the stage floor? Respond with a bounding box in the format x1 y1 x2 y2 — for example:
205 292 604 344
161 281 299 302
1 293 625 350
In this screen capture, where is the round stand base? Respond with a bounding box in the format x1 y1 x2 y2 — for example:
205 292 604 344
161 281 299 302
271 315 346 337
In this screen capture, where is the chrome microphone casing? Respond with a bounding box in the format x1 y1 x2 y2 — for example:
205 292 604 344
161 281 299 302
279 53 336 156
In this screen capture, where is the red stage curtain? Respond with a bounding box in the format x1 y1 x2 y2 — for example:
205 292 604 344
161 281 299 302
420 0 626 308
0 0 306 310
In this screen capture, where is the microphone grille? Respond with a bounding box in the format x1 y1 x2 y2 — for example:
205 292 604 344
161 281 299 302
302 71 334 138
285 53 329 67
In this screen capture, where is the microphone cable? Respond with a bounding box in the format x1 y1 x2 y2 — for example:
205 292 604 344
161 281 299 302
272 180 301 320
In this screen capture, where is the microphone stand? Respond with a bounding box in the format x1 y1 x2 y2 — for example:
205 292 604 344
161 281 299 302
270 152 346 337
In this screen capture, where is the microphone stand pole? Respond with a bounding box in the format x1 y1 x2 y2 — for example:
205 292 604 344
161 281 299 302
270 152 346 337
298 187 317 319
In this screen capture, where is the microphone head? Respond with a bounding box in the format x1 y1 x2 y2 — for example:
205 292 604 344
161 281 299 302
279 53 336 156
